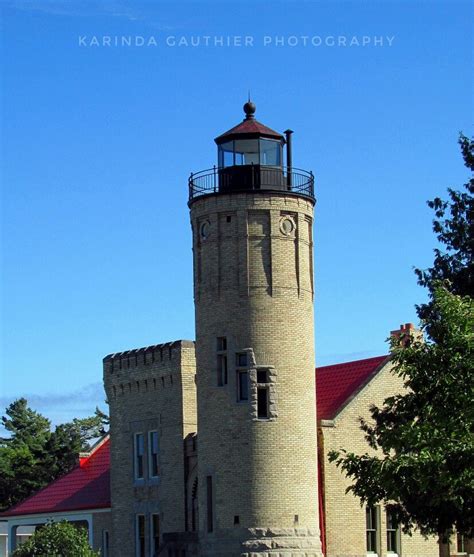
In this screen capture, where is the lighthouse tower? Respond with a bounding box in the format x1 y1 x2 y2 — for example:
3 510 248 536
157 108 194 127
189 102 323 557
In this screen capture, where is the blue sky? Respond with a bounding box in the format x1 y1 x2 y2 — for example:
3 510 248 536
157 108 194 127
1 0 473 426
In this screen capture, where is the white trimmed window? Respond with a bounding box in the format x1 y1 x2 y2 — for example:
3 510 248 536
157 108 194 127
386 509 400 554
366 505 379 555
134 433 145 480
135 514 146 557
148 431 160 478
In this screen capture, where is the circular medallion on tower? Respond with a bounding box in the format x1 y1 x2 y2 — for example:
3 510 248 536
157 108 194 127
280 216 296 236
200 220 211 240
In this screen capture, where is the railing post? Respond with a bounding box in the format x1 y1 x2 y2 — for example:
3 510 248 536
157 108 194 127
213 165 217 193
189 172 193 200
310 171 314 197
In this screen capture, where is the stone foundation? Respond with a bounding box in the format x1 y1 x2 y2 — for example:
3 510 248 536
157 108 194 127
199 527 323 557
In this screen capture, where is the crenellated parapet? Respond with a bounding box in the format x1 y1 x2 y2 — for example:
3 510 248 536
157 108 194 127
103 340 196 400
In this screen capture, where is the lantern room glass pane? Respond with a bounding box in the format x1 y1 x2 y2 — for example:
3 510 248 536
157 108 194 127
219 141 234 167
260 139 281 166
234 139 259 165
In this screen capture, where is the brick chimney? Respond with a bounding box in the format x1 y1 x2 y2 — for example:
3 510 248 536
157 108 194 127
390 323 423 348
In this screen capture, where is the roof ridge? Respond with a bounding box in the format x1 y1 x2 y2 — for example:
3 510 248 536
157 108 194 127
317 354 388 371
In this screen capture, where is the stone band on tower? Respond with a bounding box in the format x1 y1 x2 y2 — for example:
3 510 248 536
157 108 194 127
189 103 323 556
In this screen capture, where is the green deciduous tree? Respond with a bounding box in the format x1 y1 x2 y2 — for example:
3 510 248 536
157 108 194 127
12 520 99 556
0 400 108 512
329 287 474 537
416 134 474 325
329 134 474 539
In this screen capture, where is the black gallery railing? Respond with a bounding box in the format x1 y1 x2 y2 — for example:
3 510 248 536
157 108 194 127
188 165 315 201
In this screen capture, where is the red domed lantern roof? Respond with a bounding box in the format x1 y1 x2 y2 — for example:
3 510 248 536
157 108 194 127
215 102 284 143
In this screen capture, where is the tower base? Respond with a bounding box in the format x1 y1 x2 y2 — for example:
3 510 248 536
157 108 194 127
199 527 324 557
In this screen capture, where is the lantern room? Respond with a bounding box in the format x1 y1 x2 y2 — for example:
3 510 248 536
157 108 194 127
214 101 285 192
216 102 284 168
188 101 315 202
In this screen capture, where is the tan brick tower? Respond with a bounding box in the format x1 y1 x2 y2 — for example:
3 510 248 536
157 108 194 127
189 102 323 556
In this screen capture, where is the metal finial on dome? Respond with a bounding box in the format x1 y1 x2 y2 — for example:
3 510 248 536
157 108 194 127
243 99 256 120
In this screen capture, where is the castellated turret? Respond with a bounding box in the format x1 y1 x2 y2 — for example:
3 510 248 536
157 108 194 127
103 341 198 556
189 102 323 556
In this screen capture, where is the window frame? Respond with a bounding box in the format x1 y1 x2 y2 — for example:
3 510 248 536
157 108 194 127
134 432 145 480
386 509 400 555
366 505 380 555
217 138 283 168
148 430 160 479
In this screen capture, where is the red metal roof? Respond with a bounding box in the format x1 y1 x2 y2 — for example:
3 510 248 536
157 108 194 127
215 118 284 142
1 437 110 517
316 355 389 421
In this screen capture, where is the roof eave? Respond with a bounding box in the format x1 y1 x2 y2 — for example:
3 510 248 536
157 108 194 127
214 131 285 143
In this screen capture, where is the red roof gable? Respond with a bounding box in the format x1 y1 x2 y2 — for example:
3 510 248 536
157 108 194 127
215 118 284 142
1 437 110 517
316 355 389 421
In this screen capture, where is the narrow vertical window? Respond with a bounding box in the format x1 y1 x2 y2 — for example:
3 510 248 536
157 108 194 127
256 369 269 418
148 431 160 478
217 337 228 386
136 515 146 557
134 433 145 480
237 371 249 401
102 530 110 557
217 354 228 386
386 510 399 554
206 476 213 533
257 388 269 418
366 505 379 554
150 513 160 556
